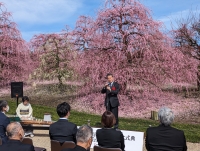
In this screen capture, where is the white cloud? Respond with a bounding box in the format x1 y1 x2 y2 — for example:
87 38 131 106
1 0 83 24
156 9 200 30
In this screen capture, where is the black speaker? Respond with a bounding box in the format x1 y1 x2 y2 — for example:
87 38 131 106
11 82 23 98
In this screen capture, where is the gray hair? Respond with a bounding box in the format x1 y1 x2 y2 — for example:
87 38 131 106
7 122 22 138
76 125 93 143
158 107 174 126
0 100 8 111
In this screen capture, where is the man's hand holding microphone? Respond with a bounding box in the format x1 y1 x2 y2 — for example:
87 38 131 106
105 83 111 91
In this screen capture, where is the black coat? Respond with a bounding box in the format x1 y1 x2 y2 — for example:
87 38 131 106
0 112 10 144
96 128 125 151
145 124 187 151
101 81 120 107
0 139 34 151
49 119 77 143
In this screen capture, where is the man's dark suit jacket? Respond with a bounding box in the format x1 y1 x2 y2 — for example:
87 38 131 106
145 124 187 151
0 112 10 144
96 128 125 151
61 145 87 151
101 81 120 107
49 119 77 143
0 139 34 151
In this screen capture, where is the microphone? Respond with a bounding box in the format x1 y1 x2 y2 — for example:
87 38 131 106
104 83 110 88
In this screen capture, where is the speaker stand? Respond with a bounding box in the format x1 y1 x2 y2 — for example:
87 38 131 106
16 96 19 107
16 94 19 108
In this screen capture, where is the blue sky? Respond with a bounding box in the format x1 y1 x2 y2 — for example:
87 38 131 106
1 0 199 41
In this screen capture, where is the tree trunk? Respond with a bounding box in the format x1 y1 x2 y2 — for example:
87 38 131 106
58 74 64 91
197 72 200 91
151 111 158 120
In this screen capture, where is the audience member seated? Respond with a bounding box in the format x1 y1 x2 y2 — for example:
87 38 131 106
61 125 93 151
16 96 34 137
0 122 34 151
145 107 187 151
96 111 125 151
49 102 77 143
0 100 10 144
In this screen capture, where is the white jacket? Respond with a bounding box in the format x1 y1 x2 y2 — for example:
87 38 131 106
16 103 33 118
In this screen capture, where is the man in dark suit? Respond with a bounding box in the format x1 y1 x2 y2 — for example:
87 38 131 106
145 107 187 151
0 122 34 151
49 102 77 143
101 73 120 128
0 100 10 144
61 125 93 151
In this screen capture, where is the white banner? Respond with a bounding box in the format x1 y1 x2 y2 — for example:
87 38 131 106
91 127 144 151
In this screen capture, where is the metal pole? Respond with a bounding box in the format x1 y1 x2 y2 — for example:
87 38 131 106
17 97 19 107
16 94 19 107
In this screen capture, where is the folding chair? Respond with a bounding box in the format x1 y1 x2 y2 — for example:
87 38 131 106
61 141 76 149
22 138 46 151
51 140 62 151
22 138 33 145
94 146 122 151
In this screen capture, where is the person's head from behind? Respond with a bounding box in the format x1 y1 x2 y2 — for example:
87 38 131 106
101 111 116 128
7 122 24 141
0 100 9 113
57 102 71 118
158 107 174 126
22 96 29 106
106 73 114 83
76 125 93 150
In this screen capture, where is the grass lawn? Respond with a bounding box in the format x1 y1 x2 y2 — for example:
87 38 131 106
7 100 200 143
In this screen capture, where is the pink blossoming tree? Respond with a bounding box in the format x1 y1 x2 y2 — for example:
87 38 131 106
30 30 76 88
74 0 197 92
0 3 33 86
173 13 200 89
71 0 198 112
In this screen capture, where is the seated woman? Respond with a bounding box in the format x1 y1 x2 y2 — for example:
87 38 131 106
96 111 125 151
16 96 34 137
0 100 10 144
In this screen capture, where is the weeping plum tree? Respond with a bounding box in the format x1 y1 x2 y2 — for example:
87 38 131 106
73 0 198 99
173 13 200 90
30 31 75 88
0 3 33 86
